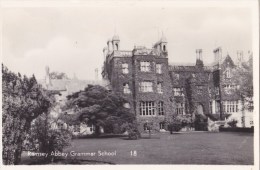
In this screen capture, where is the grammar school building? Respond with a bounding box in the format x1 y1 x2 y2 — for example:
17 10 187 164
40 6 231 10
101 34 254 131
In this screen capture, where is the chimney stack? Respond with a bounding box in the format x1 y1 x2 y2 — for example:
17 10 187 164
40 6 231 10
213 47 222 64
95 68 98 81
103 47 107 61
196 49 203 60
237 50 243 67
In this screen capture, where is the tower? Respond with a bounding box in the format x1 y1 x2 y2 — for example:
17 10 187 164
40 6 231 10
112 34 120 51
95 68 98 81
160 34 167 52
153 34 168 57
45 66 52 88
107 39 112 52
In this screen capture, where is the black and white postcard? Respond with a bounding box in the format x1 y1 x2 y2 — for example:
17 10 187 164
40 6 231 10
1 0 259 170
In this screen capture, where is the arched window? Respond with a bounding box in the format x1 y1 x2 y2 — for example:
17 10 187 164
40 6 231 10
115 43 119 50
163 45 166 51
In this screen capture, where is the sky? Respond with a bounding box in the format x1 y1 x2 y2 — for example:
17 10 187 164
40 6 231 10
2 1 254 80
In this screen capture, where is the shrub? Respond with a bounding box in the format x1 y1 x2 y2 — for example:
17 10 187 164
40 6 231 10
27 113 72 163
227 119 238 128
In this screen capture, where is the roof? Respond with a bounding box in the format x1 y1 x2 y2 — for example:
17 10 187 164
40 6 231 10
160 35 167 43
38 78 105 95
169 65 213 72
112 34 120 41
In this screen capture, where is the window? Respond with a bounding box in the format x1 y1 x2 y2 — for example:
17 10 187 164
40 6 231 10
139 81 153 92
215 87 220 95
175 73 180 80
197 86 203 94
159 122 165 130
144 123 149 131
163 45 166 52
173 88 184 96
156 64 162 74
176 103 184 115
226 69 231 78
208 87 212 97
87 124 95 132
209 101 212 114
250 120 254 125
123 83 131 94
248 100 253 112
223 84 237 91
140 101 156 116
215 101 220 113
122 63 129 74
74 124 80 132
158 101 164 115
223 101 238 113
157 82 163 93
123 103 131 108
140 61 151 72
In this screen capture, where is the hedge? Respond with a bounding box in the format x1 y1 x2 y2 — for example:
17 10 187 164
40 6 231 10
219 127 254 133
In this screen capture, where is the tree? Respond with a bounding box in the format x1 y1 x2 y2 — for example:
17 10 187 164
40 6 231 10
27 112 72 163
64 85 137 137
234 58 253 127
2 64 53 164
49 71 69 79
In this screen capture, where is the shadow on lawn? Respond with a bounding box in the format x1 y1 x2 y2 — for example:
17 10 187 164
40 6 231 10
25 158 115 165
74 134 128 139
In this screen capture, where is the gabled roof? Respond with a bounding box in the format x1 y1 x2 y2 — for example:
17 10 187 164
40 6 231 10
221 55 236 69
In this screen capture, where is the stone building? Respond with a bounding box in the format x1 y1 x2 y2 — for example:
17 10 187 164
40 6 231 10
39 66 104 136
102 34 254 131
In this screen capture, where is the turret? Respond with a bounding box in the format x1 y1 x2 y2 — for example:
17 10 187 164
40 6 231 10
112 34 120 51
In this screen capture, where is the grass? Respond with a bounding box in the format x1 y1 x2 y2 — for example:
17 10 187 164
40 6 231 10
21 132 254 165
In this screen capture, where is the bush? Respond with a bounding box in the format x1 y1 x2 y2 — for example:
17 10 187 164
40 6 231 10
168 114 192 133
27 113 72 163
227 119 238 128
194 114 208 131
121 121 140 140
168 122 182 133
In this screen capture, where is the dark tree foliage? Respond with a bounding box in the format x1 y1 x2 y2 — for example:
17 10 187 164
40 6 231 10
168 114 194 133
234 60 254 111
64 85 138 137
194 114 208 131
27 113 72 163
2 64 52 165
227 119 238 128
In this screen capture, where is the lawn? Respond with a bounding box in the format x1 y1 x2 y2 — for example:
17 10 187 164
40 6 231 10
21 132 254 165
